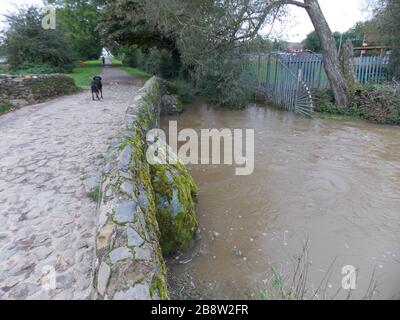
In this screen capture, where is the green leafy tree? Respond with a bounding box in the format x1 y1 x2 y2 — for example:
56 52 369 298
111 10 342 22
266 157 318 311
101 0 355 107
247 35 275 53
99 0 282 107
159 49 175 79
371 0 400 79
1 6 75 72
143 48 162 75
303 31 321 52
303 31 343 52
124 47 144 68
196 51 253 107
45 0 103 60
342 22 368 48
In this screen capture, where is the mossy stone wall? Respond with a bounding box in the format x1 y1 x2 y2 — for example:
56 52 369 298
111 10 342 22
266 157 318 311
151 161 198 255
93 77 198 300
0 74 77 107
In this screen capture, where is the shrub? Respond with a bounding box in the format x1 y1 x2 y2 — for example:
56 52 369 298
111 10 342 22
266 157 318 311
2 7 75 73
144 48 162 75
159 49 175 79
0 62 9 73
319 103 364 118
122 48 144 68
314 84 400 125
10 63 69 75
351 83 400 124
165 80 196 104
312 89 335 112
195 55 253 108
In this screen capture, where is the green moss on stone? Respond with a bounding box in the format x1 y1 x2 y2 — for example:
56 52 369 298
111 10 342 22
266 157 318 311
150 161 198 256
138 163 160 238
143 79 160 105
150 275 169 300
127 80 198 256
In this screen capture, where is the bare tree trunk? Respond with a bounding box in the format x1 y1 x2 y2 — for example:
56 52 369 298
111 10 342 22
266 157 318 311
302 0 350 106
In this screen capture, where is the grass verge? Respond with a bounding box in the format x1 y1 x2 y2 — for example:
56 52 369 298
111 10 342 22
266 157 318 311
111 58 151 80
0 103 14 115
69 59 103 88
110 58 122 66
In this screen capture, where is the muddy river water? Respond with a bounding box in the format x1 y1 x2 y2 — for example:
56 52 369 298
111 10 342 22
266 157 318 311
161 102 400 300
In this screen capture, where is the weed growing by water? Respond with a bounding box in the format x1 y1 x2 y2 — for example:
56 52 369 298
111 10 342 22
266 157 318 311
257 241 379 300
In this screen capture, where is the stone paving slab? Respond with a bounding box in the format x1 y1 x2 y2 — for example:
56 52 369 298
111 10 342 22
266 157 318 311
0 66 139 299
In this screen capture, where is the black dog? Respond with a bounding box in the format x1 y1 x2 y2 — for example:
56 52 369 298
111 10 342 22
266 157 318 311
91 76 103 101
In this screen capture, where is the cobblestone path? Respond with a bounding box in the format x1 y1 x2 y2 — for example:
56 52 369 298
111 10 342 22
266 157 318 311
0 65 141 299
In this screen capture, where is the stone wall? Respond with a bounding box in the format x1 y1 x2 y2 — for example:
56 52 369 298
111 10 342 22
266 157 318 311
93 77 198 300
0 74 77 107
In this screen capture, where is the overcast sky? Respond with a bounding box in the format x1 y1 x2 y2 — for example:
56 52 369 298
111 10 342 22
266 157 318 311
0 0 43 28
270 0 371 42
0 0 371 42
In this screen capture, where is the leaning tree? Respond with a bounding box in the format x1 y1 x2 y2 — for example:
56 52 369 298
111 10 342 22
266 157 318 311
100 0 353 106
262 0 352 106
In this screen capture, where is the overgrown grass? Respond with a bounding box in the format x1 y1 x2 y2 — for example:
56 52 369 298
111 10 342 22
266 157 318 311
318 103 364 118
86 186 100 202
0 103 14 115
111 58 151 79
69 59 102 88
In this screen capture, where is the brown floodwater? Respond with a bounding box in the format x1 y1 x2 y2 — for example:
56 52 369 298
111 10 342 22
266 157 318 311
160 102 400 300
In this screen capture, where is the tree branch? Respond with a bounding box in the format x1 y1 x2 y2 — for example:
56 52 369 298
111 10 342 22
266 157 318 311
277 0 307 9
